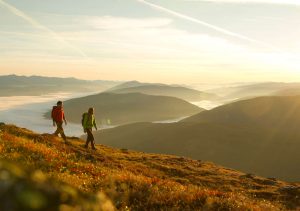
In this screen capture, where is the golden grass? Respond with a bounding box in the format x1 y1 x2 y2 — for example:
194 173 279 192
0 124 299 210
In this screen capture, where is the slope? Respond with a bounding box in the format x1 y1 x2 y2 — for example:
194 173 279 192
275 88 300 96
0 123 299 210
0 161 113 211
95 96 300 181
183 96 300 127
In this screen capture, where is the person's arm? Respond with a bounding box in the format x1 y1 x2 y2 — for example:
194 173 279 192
93 117 98 130
82 114 87 133
51 107 56 126
63 111 67 125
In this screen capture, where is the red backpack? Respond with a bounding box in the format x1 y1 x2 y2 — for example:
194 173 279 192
51 106 64 122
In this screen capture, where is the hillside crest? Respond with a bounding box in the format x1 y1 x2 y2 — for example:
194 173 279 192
0 123 299 210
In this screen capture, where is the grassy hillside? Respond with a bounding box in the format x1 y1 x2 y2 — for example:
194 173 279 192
54 92 203 125
0 161 112 211
96 96 300 182
108 84 218 102
0 75 119 96
0 123 299 210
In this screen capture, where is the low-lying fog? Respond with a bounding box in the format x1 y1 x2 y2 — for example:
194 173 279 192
0 92 225 136
0 93 90 136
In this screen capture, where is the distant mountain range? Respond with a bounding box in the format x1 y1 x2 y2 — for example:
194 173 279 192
95 96 300 181
206 82 300 100
50 92 204 125
0 75 120 96
105 81 165 91
275 88 300 96
106 81 219 102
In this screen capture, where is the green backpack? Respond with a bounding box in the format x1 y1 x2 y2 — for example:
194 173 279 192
81 113 88 127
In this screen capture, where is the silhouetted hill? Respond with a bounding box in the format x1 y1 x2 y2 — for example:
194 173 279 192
95 96 300 181
207 82 300 101
0 74 119 96
108 84 219 101
183 96 300 127
52 92 204 125
1 123 299 210
275 88 300 96
105 80 164 92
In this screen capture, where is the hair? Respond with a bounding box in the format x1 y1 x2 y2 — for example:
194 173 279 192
57 101 63 106
88 107 94 114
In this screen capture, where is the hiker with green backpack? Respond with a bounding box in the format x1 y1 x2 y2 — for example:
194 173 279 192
82 107 98 150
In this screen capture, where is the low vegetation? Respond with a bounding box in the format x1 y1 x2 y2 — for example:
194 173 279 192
0 123 299 210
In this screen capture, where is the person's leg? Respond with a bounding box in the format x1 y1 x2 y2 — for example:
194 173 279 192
60 127 67 142
84 137 90 148
54 122 60 136
85 128 92 148
90 131 96 150
57 122 67 141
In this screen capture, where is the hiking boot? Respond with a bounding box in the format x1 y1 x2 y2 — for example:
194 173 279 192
83 145 88 149
92 147 97 151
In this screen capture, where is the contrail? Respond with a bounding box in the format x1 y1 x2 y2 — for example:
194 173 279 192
0 0 89 58
136 0 278 49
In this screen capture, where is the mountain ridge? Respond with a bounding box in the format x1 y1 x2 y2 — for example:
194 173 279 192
95 96 300 181
48 92 204 125
108 84 219 101
182 95 300 127
0 74 120 96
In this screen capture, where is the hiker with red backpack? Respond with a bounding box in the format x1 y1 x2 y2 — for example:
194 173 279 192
82 107 98 150
51 101 68 143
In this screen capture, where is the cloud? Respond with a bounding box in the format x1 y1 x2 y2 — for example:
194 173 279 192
48 15 243 59
87 16 173 29
1 6 299 83
58 23 246 59
182 0 300 6
136 0 277 50
54 15 300 80
2 13 295 71
0 0 89 58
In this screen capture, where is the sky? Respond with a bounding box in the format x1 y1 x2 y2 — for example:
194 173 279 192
0 0 299 84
